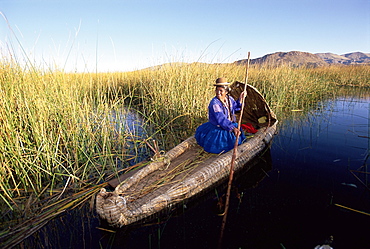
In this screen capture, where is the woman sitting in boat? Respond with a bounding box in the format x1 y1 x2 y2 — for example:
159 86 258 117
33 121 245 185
195 77 246 154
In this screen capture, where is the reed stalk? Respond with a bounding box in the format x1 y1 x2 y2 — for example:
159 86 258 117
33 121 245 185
1 55 370 245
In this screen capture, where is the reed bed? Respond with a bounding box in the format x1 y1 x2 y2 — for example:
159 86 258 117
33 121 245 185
0 62 150 227
1 59 370 246
110 63 370 139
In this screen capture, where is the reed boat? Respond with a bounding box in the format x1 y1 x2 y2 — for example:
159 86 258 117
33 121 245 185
96 82 278 227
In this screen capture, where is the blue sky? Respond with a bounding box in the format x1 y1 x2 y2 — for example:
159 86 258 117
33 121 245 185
0 0 369 72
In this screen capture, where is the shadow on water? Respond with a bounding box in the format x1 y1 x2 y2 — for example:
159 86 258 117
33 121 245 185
21 90 370 249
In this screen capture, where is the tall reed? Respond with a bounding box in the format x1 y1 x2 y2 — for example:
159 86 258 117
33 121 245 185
112 64 370 142
1 58 369 229
0 61 149 216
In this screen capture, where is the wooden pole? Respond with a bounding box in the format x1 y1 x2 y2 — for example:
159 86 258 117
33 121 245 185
219 52 251 247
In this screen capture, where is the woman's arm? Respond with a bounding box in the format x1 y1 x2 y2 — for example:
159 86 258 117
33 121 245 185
208 98 235 131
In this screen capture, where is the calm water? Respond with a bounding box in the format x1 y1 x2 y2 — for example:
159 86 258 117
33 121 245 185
25 93 370 249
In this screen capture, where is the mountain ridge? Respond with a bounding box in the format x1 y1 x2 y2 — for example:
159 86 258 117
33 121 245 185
235 51 370 67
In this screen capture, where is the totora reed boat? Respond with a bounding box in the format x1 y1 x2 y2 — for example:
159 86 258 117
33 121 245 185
96 82 278 227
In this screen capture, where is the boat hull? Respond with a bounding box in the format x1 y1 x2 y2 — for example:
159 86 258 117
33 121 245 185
96 121 278 227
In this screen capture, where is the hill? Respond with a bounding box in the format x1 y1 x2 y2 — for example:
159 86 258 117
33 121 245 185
315 53 351 64
341 52 370 64
235 51 370 67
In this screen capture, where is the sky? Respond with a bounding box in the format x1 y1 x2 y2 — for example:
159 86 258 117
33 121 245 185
0 0 369 72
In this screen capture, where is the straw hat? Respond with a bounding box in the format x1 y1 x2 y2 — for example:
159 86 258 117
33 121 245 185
214 77 230 86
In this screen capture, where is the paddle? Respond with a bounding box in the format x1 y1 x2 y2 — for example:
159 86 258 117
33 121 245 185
219 52 251 247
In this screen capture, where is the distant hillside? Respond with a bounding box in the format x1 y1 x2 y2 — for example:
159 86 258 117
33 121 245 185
315 53 350 64
341 52 370 64
143 51 370 71
235 51 370 67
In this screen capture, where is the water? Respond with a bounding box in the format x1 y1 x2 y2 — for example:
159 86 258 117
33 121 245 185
110 108 151 166
23 94 370 249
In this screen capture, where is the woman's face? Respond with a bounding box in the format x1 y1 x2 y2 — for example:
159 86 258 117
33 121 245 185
215 86 228 100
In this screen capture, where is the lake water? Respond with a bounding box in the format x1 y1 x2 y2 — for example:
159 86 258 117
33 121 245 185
24 93 370 249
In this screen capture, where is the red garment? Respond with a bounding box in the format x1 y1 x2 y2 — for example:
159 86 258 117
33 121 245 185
241 123 258 133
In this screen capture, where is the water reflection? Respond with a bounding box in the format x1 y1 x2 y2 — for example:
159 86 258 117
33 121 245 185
275 94 369 182
269 93 370 249
110 108 151 166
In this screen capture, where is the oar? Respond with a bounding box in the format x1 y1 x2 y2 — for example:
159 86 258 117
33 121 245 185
219 52 251 247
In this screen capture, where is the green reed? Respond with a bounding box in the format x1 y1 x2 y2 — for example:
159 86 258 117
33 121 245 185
1 59 369 229
112 64 370 142
0 62 148 214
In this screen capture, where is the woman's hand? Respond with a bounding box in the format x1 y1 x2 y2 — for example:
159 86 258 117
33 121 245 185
232 127 241 137
239 90 247 101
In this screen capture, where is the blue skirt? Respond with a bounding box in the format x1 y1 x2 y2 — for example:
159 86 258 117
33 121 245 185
195 122 246 154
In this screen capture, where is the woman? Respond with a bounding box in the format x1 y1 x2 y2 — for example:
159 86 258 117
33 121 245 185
195 77 246 154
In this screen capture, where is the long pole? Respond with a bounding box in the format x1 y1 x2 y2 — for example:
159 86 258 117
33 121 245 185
219 52 251 247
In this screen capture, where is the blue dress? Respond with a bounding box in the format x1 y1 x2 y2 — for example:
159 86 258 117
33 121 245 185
195 96 246 154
